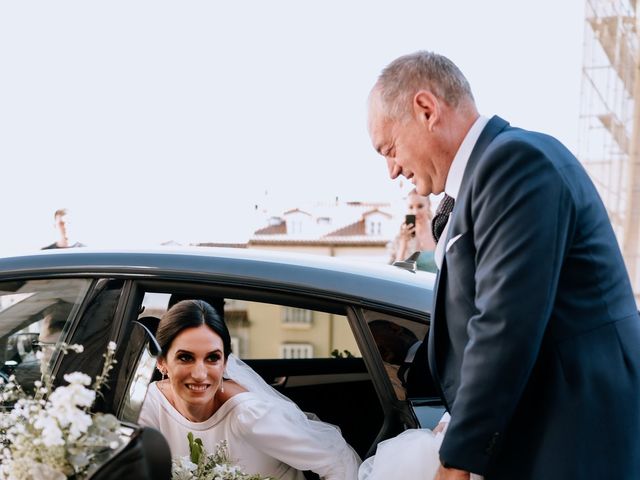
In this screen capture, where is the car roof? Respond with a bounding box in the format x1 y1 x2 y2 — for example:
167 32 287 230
0 247 435 316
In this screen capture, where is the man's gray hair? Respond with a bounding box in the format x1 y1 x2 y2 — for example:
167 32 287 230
376 51 474 119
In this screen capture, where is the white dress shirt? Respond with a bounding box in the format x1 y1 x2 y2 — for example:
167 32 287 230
435 115 490 269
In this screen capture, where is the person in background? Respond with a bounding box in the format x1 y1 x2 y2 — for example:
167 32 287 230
42 208 86 250
36 302 73 376
388 189 436 272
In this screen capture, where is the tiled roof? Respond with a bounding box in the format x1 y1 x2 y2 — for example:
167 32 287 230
324 219 365 237
283 208 312 216
253 222 287 235
248 237 387 246
195 242 248 248
362 208 392 218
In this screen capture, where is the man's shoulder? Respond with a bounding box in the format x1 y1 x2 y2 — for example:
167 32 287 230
478 124 577 175
491 126 564 152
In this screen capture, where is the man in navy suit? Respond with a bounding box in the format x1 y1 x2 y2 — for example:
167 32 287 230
368 51 640 480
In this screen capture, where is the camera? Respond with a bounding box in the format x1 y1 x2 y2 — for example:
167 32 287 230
405 214 416 237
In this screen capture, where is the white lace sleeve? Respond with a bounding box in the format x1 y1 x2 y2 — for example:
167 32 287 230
231 396 361 480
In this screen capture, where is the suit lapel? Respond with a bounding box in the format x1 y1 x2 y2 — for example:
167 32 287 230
428 115 510 402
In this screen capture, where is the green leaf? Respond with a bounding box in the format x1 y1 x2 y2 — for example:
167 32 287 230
187 431 204 464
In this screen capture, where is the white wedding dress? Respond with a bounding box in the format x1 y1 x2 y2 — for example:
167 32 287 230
358 418 483 480
139 354 361 480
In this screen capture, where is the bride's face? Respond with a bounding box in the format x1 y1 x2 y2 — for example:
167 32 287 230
158 324 227 408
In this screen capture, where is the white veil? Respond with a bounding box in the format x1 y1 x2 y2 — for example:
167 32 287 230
223 353 321 420
224 354 362 477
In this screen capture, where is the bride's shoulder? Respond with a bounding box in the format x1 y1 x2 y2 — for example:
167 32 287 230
219 379 249 402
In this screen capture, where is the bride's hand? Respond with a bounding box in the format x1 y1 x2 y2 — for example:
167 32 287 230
435 465 470 480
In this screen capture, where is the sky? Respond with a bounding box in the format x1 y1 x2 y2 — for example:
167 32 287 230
0 1 586 255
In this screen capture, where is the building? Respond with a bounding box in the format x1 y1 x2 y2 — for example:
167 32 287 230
579 0 640 302
196 199 404 359
247 201 396 263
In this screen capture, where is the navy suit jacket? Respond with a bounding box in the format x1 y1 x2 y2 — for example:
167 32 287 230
428 116 640 479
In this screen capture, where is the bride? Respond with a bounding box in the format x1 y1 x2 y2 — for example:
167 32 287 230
138 299 361 480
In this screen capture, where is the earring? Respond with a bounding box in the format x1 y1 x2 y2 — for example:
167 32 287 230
220 380 224 394
159 368 167 381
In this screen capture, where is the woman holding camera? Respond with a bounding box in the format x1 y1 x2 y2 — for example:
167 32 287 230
388 189 436 272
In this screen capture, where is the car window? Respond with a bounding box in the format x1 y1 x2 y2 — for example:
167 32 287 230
231 298 360 360
137 293 361 360
119 291 361 422
0 279 92 396
362 309 428 401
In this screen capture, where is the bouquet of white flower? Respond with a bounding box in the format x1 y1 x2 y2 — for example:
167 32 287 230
0 341 123 480
171 433 275 480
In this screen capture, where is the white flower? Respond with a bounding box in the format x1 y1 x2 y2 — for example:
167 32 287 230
171 437 274 480
63 371 92 386
68 410 93 440
49 381 96 410
1 343 121 480
171 456 198 480
33 414 64 447
28 462 67 480
107 341 117 352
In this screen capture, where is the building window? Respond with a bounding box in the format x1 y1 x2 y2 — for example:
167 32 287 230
280 343 314 359
367 220 382 236
230 336 240 357
288 220 305 234
282 307 312 325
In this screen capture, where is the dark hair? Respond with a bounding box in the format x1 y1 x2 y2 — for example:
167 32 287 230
41 301 74 332
369 320 418 365
156 299 232 359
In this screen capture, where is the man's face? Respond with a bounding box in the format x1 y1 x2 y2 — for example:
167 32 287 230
54 214 70 239
368 93 446 196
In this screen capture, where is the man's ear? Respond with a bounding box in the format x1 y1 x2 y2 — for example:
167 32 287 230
413 90 439 132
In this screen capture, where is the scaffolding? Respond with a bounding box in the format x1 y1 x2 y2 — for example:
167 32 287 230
579 0 640 301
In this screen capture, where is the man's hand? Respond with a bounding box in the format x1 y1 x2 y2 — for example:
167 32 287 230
432 421 448 434
435 465 470 480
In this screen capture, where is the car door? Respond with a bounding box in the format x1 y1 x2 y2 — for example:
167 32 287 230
108 278 385 460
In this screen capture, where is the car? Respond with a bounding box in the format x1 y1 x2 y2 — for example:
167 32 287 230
0 247 444 477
